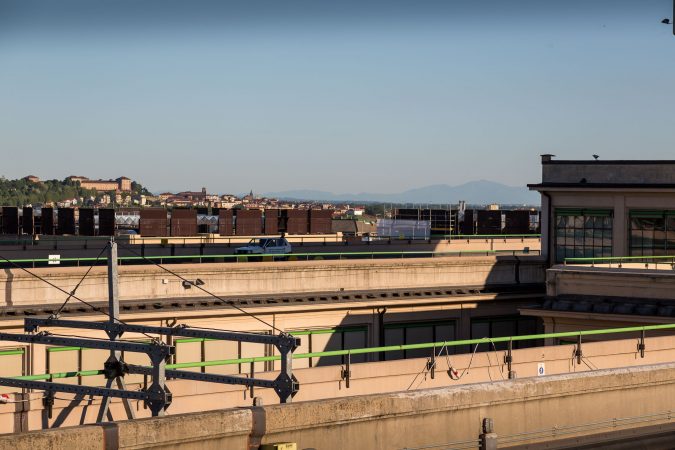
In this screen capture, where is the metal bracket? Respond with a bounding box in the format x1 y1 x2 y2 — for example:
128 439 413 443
341 352 352 388
575 335 583 365
103 356 129 380
505 340 516 379
43 391 55 420
426 348 436 380
638 330 646 358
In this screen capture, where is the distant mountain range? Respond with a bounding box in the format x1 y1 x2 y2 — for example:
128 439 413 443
265 180 539 205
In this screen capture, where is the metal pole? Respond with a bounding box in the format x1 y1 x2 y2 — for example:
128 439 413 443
97 238 136 422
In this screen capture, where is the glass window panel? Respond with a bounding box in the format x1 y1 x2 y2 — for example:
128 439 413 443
344 331 368 363
584 228 594 241
515 319 539 349
595 216 606 228
384 328 404 361
471 321 490 339
584 216 594 228
655 230 666 250
603 217 613 229
572 216 582 228
655 218 666 232
435 324 456 343
406 326 434 359
574 247 584 258
555 246 565 262
565 246 576 258
574 229 584 245
654 248 667 256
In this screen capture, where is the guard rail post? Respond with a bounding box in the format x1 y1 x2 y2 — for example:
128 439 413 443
480 418 497 450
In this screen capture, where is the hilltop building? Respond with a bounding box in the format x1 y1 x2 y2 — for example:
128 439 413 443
67 176 132 193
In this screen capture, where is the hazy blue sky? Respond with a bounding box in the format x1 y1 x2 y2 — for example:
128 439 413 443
2 1 675 195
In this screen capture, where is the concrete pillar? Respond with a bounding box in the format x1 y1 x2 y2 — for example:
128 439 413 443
540 193 550 264
480 433 498 450
613 194 628 257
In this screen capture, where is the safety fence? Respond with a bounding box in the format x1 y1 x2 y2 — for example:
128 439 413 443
0 248 540 268
565 255 675 269
5 322 674 384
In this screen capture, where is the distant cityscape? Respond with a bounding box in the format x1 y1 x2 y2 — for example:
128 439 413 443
3 175 375 219
1 175 536 216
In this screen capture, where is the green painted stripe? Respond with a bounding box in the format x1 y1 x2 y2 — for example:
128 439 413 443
0 248 540 266
290 326 368 336
0 349 24 356
47 346 81 353
175 337 217 344
6 323 675 380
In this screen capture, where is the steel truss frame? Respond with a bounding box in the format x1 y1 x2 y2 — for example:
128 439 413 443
0 239 300 429
24 317 301 402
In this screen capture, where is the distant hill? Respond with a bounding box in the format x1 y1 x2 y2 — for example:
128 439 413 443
265 180 539 205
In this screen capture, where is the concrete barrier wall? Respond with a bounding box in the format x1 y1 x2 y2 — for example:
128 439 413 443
547 264 675 299
0 256 546 307
3 361 675 450
3 335 675 436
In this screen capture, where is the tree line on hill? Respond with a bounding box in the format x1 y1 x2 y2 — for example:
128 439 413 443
0 177 150 207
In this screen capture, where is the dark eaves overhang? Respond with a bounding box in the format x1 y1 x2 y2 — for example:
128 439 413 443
542 160 675 165
528 182 675 191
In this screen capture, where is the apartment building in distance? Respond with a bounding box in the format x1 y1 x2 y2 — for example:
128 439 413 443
67 175 132 192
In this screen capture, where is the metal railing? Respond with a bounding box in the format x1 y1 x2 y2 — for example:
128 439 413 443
0 249 540 268
565 255 675 269
441 233 540 240
5 322 674 384
0 233 541 249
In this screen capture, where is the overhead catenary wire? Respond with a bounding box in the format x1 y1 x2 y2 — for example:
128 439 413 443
406 338 506 390
0 253 107 315
117 242 283 333
0 251 157 341
51 243 109 318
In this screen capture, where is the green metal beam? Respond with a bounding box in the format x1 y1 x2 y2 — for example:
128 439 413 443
6 322 675 382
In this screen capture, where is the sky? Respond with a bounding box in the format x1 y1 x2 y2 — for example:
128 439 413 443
1 1 675 195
